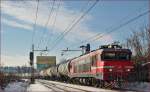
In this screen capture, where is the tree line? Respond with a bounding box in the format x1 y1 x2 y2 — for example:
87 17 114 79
125 26 150 82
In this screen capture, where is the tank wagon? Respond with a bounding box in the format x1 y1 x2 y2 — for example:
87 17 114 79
40 44 134 88
40 69 49 79
46 68 52 77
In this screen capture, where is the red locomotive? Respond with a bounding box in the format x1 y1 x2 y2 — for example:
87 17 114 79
40 44 134 88
69 44 134 87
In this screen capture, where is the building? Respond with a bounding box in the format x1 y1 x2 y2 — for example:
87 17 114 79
36 56 56 71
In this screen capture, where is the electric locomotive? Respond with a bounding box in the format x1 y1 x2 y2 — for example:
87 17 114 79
69 44 134 87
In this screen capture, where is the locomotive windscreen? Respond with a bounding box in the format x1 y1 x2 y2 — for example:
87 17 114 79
101 52 131 61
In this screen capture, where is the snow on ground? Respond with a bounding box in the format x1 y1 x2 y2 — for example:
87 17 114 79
27 82 52 92
39 80 120 92
125 82 150 92
25 80 150 92
4 82 28 92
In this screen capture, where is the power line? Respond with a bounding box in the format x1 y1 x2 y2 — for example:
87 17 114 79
49 0 99 52
47 0 91 50
45 0 62 48
30 0 39 83
49 0 96 51
47 0 91 52
37 0 55 49
92 10 150 42
69 10 150 48
31 0 39 45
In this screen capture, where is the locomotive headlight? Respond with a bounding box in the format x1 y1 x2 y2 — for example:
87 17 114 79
126 69 130 72
109 69 113 72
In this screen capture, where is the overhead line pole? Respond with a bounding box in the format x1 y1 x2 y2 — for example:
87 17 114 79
30 0 40 84
30 44 48 84
149 0 150 30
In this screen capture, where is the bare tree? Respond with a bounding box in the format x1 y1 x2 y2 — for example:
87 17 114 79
126 27 150 64
125 27 150 82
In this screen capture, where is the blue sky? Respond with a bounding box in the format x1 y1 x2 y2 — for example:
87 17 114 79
1 0 149 66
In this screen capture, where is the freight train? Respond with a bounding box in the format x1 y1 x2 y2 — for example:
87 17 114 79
39 44 134 88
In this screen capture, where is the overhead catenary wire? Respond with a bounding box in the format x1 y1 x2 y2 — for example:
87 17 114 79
67 9 150 49
49 0 99 52
31 0 39 45
45 0 62 49
92 10 150 42
46 0 91 50
37 0 56 49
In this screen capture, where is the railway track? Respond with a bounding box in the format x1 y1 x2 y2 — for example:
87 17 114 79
37 80 135 92
38 80 91 92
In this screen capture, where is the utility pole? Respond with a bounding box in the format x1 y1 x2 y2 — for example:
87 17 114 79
29 44 48 84
148 0 150 30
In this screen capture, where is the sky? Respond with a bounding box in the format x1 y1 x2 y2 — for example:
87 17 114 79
1 0 149 67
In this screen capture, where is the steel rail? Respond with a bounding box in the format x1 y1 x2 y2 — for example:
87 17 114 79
38 80 91 92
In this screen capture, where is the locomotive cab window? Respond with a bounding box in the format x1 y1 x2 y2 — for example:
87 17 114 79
117 53 130 60
101 52 116 60
101 52 131 61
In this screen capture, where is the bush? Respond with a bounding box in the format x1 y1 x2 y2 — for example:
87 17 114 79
0 72 7 89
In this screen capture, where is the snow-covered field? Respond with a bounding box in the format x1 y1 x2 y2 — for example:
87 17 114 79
125 82 150 92
38 80 150 92
38 80 122 92
1 79 150 92
4 81 29 92
27 82 52 92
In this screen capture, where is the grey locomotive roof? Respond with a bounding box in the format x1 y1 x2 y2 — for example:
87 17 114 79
101 48 131 52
